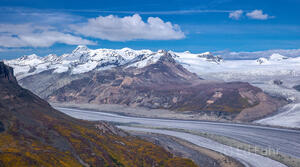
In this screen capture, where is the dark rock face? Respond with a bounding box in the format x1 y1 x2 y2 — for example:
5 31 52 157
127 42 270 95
0 121 4 133
294 85 300 92
0 62 17 83
0 63 197 167
273 80 283 85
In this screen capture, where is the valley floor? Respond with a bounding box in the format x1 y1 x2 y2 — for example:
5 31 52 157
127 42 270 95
56 106 300 167
51 102 234 122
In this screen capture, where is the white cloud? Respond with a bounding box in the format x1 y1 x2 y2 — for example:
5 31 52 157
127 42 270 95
0 24 96 47
229 10 243 20
246 10 272 20
0 48 32 52
70 14 185 41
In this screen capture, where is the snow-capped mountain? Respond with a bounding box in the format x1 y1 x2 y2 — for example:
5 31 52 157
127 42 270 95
256 57 269 64
269 53 289 61
4 46 300 127
4 46 223 79
12 50 284 122
5 46 300 83
256 53 289 64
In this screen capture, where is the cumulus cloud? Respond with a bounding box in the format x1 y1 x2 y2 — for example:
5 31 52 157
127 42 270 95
246 10 272 20
0 24 96 47
0 12 184 47
70 14 185 41
229 10 243 20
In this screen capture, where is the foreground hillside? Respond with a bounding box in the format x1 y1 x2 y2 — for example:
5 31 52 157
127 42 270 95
0 62 197 167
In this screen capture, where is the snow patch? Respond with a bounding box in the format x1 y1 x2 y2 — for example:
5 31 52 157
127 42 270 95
269 53 288 61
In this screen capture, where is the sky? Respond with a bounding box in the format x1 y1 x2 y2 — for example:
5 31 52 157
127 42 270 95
0 0 300 59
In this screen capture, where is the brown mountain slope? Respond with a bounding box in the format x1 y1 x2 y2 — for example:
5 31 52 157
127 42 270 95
0 62 197 167
46 53 286 121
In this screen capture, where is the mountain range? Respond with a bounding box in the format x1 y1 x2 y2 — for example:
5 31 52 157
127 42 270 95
4 46 288 122
5 46 223 80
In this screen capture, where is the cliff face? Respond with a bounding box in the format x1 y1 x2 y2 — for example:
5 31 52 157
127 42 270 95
0 62 17 83
0 62 197 167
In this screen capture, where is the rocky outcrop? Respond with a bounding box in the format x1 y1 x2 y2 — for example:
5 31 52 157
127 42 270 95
294 85 300 92
234 92 286 122
0 62 17 83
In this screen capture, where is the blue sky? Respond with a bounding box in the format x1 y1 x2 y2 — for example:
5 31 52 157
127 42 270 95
0 0 300 59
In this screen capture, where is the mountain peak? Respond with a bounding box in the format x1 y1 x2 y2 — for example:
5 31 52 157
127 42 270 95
197 52 223 63
269 53 288 61
199 51 211 56
157 49 167 53
43 54 59 61
20 54 39 60
256 57 269 64
72 45 89 53
120 47 133 51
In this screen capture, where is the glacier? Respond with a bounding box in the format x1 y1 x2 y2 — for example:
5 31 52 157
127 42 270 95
4 45 300 128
